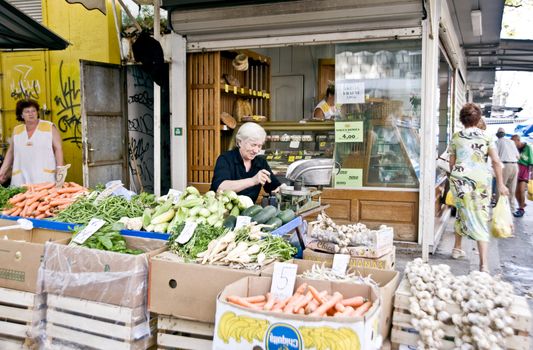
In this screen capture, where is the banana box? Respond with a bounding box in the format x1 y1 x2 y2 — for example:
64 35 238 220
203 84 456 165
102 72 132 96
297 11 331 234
213 276 382 350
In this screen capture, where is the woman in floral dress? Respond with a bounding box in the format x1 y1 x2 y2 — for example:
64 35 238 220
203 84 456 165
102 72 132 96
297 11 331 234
449 103 509 273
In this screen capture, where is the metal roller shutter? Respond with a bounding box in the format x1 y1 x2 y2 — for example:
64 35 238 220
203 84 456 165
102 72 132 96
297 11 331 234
7 0 42 23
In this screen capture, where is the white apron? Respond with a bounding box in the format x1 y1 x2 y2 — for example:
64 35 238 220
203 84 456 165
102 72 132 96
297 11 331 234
11 120 56 186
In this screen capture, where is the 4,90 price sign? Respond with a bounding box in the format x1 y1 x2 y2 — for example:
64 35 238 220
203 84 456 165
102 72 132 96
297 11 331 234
335 121 363 143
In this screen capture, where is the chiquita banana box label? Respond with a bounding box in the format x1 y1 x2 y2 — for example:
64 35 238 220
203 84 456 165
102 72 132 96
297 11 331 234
213 300 381 350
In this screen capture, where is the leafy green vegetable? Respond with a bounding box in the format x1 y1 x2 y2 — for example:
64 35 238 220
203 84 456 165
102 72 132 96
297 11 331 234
168 223 227 259
0 186 27 209
71 223 143 254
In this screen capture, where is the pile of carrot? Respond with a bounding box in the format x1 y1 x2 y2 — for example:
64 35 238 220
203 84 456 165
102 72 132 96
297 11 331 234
2 181 88 219
226 283 373 318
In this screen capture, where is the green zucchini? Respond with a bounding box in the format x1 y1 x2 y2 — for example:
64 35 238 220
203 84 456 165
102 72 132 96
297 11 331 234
222 215 237 230
277 209 296 224
242 205 263 217
263 217 283 231
252 205 278 224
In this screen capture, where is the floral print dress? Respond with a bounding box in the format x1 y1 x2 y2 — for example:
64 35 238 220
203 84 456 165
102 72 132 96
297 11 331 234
449 127 494 242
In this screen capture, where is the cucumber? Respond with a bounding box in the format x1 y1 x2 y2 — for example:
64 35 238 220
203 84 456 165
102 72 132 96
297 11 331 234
277 209 296 224
252 205 278 224
263 217 283 232
222 215 237 230
242 205 262 217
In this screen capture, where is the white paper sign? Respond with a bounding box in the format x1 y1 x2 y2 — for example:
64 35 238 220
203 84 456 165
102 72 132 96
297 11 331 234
235 216 252 230
332 254 351 276
270 262 298 300
289 140 300 149
72 218 106 245
177 221 197 244
336 80 365 104
166 189 183 204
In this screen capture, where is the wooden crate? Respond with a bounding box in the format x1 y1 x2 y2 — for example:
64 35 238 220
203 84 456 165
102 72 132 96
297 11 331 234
391 279 531 350
45 294 155 350
0 286 44 349
157 315 214 350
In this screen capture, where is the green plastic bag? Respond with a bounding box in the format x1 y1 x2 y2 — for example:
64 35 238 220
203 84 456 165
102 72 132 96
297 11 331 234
491 197 513 239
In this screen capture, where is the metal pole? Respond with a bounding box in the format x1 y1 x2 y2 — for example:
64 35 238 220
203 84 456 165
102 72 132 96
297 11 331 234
153 0 161 196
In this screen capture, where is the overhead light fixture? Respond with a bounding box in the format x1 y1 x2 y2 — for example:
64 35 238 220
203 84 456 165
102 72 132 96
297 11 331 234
471 10 483 37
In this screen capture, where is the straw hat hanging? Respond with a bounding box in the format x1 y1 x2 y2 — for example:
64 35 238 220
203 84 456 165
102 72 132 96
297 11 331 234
232 54 249 71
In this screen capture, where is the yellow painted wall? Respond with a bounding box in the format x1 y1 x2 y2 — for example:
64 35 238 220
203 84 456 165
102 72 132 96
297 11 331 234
0 1 120 185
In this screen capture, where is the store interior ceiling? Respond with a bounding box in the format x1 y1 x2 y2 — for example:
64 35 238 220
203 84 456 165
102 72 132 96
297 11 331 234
0 0 69 50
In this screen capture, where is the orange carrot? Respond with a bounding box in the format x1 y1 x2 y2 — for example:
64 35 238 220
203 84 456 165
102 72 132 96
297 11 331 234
25 192 46 206
352 301 373 317
335 303 346 313
341 296 366 308
9 193 26 204
295 283 308 295
310 292 343 317
2 207 17 215
284 294 305 314
263 293 276 311
305 300 318 314
297 308 305 315
57 187 84 194
11 207 22 216
245 295 266 303
226 296 261 310
26 201 39 215
44 210 53 217
292 291 313 313
341 306 355 316
308 286 327 305
49 198 75 207
272 297 290 312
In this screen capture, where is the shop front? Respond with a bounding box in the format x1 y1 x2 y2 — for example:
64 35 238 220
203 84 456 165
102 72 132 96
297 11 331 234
164 0 465 249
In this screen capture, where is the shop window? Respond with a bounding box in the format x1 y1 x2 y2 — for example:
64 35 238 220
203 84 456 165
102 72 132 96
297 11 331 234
333 40 422 189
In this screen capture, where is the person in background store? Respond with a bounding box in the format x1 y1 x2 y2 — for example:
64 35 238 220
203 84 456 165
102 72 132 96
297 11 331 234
448 103 509 273
495 128 519 213
0 99 64 186
210 122 281 203
510 134 533 217
313 85 339 120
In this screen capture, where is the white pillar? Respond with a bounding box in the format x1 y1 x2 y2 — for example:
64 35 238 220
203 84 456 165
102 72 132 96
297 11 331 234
170 33 188 190
420 0 440 261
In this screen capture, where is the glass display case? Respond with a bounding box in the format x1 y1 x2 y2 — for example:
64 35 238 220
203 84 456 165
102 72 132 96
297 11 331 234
365 121 419 187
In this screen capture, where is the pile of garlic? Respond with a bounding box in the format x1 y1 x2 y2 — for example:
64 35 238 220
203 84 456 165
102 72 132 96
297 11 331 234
310 212 386 248
405 258 515 350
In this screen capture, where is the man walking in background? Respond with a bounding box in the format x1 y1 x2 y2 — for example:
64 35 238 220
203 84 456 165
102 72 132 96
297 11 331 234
495 128 519 213
511 134 533 217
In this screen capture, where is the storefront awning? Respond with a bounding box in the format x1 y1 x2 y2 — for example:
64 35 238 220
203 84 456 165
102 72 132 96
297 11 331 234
0 0 69 50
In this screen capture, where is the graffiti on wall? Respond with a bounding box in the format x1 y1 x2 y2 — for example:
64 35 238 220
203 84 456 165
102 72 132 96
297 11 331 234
54 61 82 148
127 66 154 192
9 65 41 101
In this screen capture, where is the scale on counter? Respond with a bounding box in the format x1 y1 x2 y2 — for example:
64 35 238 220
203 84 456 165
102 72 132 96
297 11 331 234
278 158 339 214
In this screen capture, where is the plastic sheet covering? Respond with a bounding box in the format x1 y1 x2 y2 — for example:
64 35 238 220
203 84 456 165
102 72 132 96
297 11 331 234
32 236 166 349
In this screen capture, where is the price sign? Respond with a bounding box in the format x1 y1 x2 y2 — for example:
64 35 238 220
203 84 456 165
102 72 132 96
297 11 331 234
265 93 270 99
241 88 245 94
274 155 282 160
166 189 183 204
72 218 106 245
252 90 257 96
233 86 237 94
289 140 300 149
235 216 252 230
224 84 229 93
176 221 198 244
336 80 365 104
332 254 350 276
335 168 363 188
270 262 298 300
258 91 263 96
288 155 295 163
335 121 363 143
266 155 273 160
295 155 302 160
249 89 253 95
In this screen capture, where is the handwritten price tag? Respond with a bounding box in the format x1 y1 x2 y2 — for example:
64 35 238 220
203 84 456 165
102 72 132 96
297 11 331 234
224 84 229 93
72 218 106 245
270 262 298 300
235 216 252 230
332 254 351 276
233 86 237 94
177 221 197 244
289 140 300 149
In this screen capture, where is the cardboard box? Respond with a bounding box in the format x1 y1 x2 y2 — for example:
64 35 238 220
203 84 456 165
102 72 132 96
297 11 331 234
149 251 263 323
262 259 400 338
213 276 382 350
41 236 166 307
303 246 396 270
0 220 71 293
307 223 394 258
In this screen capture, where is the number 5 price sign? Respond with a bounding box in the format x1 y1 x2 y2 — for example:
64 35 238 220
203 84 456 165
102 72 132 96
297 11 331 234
270 262 298 301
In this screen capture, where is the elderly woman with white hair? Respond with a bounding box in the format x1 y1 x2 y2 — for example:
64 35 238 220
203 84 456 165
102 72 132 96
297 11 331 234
210 122 281 202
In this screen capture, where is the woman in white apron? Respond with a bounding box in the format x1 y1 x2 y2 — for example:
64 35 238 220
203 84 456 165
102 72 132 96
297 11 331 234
313 85 339 120
0 99 64 186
